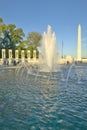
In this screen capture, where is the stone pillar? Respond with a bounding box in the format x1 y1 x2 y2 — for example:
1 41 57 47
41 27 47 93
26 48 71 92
9 49 12 59
15 50 19 63
33 50 36 60
27 50 31 62
39 51 41 59
1 49 6 65
9 49 12 65
39 51 43 64
77 24 81 61
2 49 6 59
21 50 25 62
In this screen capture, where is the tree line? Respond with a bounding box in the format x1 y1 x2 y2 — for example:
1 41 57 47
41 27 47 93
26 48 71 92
0 18 42 58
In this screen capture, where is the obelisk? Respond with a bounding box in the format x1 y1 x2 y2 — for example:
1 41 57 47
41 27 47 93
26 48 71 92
77 24 81 61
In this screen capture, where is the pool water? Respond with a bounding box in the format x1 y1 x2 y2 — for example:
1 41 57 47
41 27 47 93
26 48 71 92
0 65 87 130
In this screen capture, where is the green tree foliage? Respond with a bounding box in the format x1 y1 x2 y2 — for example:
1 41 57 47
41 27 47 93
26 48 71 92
27 32 42 58
0 24 25 49
0 18 25 58
0 18 4 26
27 32 41 48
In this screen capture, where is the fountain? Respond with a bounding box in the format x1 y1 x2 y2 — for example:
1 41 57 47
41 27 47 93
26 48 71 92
31 25 60 83
39 25 59 72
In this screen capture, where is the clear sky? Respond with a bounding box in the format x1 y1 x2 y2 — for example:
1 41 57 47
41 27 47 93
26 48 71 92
0 0 87 58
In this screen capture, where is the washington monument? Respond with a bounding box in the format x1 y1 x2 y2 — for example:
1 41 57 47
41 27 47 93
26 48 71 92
77 24 81 61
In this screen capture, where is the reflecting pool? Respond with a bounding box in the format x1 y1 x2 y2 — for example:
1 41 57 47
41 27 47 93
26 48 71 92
0 64 87 130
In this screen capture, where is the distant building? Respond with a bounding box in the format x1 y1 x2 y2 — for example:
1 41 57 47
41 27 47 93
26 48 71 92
59 55 74 64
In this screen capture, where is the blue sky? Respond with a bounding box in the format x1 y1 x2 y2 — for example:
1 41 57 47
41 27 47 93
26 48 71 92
0 0 87 58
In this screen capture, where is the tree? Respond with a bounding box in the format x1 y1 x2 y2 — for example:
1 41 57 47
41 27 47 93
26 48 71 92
27 32 41 48
0 18 25 58
0 18 4 26
27 32 42 58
